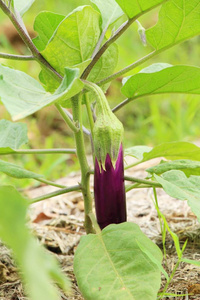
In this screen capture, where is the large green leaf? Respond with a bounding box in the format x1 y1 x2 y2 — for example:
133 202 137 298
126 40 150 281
115 0 165 19
0 64 83 120
147 160 200 177
0 119 28 154
0 160 42 179
74 222 162 300
0 186 71 300
125 142 200 163
155 171 200 221
13 0 35 16
33 11 65 51
90 0 123 30
146 0 200 50
121 64 200 99
41 6 101 75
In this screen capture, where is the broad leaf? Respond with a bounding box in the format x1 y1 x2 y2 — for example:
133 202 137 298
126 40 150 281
41 6 101 75
155 171 200 221
90 0 123 30
125 145 152 160
13 0 35 16
126 142 200 164
0 186 71 300
0 64 83 120
115 0 165 19
147 160 200 176
0 160 42 179
0 119 28 154
33 11 65 51
146 0 200 50
74 222 162 300
122 64 200 99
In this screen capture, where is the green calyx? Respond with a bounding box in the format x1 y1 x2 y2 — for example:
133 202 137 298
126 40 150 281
83 81 124 165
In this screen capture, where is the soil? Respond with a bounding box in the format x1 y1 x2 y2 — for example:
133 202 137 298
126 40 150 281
0 156 200 300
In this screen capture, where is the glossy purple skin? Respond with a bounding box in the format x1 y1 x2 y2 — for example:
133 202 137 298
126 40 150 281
94 144 127 230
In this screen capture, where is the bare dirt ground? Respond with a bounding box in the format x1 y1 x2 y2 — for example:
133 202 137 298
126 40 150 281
0 156 200 300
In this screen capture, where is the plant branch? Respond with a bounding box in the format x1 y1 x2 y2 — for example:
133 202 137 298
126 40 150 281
55 103 80 133
35 178 67 189
63 108 91 137
0 53 34 60
81 18 136 79
30 185 81 204
124 175 162 187
97 50 157 86
0 148 76 155
0 0 62 81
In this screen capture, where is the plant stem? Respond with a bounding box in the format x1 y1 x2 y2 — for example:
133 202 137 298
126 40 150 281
35 178 67 189
0 148 76 155
63 108 91 137
97 51 157 86
124 160 143 170
124 175 162 187
0 0 62 81
30 185 81 203
55 103 79 133
71 95 94 234
0 53 34 60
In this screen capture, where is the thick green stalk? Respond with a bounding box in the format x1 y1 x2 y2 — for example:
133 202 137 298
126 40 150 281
71 95 94 234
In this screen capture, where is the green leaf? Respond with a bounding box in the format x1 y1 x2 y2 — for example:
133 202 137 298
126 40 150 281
0 159 43 179
0 64 83 120
115 0 165 19
125 142 200 163
33 11 65 51
90 0 123 30
0 186 71 300
13 0 35 15
125 145 152 160
147 159 200 177
74 222 162 300
146 0 200 50
121 64 200 99
155 171 200 222
0 119 28 154
41 6 101 75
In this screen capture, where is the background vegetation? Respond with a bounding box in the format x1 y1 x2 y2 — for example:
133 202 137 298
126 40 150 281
1 0 200 188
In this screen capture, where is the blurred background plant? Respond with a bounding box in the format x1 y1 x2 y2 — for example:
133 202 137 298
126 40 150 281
1 0 200 188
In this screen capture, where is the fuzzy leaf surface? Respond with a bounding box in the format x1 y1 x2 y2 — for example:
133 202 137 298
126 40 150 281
13 0 35 15
90 0 123 30
0 64 83 120
115 0 166 19
122 64 200 99
155 171 200 221
147 160 200 176
33 11 65 51
74 222 162 300
0 160 42 179
0 186 71 300
146 0 200 50
0 119 28 154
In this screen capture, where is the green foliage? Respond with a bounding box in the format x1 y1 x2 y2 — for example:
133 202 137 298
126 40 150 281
90 0 123 30
147 159 200 176
122 64 200 99
13 0 35 15
41 6 101 75
126 142 200 163
115 0 165 19
0 64 83 120
0 186 71 300
0 159 43 179
74 222 162 300
155 171 200 222
0 119 28 153
146 0 200 50
33 11 65 51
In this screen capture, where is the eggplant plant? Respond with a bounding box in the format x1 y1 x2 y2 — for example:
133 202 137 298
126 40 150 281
0 0 200 299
